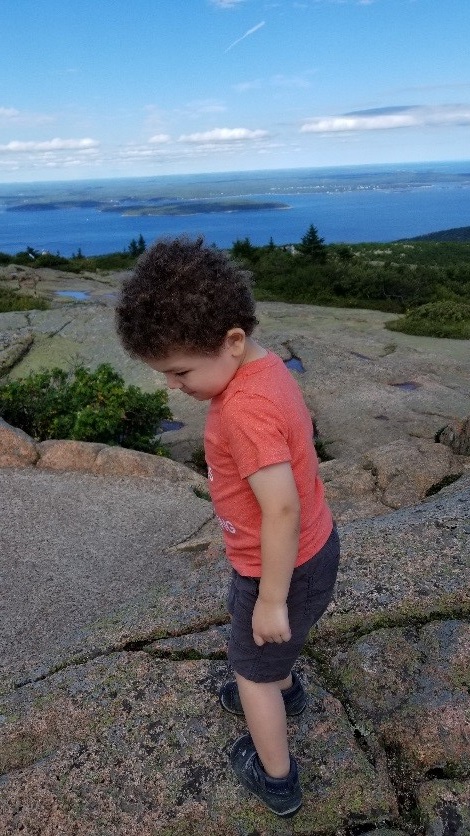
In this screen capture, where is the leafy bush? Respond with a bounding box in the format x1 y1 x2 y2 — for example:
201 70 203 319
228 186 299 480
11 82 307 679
33 253 71 269
231 233 470 313
386 301 470 339
0 363 171 454
44 252 138 274
0 287 49 312
0 239 145 274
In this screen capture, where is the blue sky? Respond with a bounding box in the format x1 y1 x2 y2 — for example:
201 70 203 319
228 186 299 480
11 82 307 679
1 0 469 182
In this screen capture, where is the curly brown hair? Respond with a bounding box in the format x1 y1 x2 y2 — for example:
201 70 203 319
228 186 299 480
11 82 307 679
115 237 258 359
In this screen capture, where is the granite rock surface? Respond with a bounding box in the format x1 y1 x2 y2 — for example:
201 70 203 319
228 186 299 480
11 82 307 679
0 458 468 834
1 277 469 834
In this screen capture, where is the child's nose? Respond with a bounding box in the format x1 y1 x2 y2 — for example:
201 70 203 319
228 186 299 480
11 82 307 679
165 373 181 389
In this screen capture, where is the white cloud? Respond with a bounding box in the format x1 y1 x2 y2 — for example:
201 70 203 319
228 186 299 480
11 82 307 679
0 107 21 119
300 105 470 133
177 99 227 118
225 20 265 52
306 0 376 4
178 127 269 143
233 79 262 92
209 0 246 7
234 71 314 93
0 137 99 153
148 133 171 144
271 74 311 89
0 106 54 126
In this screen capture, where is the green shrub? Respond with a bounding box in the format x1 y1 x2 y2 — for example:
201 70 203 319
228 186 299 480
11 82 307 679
0 287 49 312
0 363 171 454
386 301 470 339
33 253 71 269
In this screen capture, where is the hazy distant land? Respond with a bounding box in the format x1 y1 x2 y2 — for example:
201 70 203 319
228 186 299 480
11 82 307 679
1 162 469 254
101 200 289 216
6 199 289 217
407 225 470 242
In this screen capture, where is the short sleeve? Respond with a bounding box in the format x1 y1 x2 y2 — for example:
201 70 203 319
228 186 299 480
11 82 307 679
221 393 291 479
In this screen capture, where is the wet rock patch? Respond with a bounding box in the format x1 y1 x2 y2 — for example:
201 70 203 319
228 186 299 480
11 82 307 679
389 381 421 391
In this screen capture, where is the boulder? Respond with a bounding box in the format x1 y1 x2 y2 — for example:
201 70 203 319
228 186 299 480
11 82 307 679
36 439 207 490
1 264 35 282
319 438 466 522
330 621 470 781
438 416 470 456
0 331 34 376
320 457 389 522
0 418 38 468
37 439 105 472
320 458 377 498
0 428 207 496
417 779 470 836
362 437 463 509
92 444 207 490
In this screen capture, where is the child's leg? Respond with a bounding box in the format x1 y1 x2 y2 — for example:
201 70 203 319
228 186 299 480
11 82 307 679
235 672 291 778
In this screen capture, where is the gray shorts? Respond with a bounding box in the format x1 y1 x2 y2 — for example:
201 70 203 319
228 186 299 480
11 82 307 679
227 526 340 683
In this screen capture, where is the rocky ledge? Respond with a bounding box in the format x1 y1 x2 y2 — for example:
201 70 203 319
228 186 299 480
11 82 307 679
1 277 469 834
0 416 469 834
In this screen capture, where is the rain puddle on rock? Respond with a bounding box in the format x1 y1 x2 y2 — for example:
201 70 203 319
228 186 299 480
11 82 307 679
389 381 421 391
284 357 306 373
55 290 90 301
351 351 374 361
159 420 185 432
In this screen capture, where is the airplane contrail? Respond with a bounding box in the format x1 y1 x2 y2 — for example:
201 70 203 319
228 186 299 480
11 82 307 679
225 20 265 52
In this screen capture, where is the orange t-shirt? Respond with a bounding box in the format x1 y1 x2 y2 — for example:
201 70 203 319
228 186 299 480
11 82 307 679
204 351 333 576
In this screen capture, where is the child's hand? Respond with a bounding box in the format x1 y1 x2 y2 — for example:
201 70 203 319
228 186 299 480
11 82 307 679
252 598 291 646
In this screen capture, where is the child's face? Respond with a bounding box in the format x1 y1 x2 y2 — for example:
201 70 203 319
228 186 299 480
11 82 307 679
145 335 245 401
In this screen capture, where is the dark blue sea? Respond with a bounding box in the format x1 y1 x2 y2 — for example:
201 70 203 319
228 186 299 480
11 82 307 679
0 161 469 257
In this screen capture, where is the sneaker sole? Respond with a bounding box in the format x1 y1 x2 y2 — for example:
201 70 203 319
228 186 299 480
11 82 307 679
238 781 303 817
259 796 303 818
230 737 303 817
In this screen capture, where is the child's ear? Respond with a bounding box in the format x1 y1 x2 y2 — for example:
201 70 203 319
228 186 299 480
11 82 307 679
225 328 246 356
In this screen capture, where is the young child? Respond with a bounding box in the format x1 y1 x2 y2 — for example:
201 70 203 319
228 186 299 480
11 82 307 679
115 237 340 818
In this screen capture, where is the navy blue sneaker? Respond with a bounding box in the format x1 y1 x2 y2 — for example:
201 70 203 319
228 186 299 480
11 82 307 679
230 733 302 817
219 672 307 717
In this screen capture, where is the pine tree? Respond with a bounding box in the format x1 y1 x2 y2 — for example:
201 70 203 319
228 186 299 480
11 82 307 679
298 224 327 263
128 239 138 257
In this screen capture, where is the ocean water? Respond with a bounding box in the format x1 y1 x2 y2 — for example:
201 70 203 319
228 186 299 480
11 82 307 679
0 161 469 257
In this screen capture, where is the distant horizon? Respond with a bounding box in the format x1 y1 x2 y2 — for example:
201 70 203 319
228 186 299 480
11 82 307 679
2 162 469 255
1 157 470 191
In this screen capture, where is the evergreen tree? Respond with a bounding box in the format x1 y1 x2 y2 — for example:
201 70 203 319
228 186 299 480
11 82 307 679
298 224 327 263
129 235 146 257
128 238 138 257
231 237 258 264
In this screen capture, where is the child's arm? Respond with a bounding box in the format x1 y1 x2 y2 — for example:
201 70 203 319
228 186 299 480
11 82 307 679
247 462 301 646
